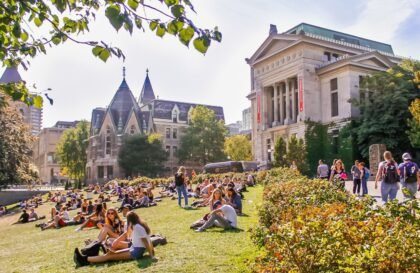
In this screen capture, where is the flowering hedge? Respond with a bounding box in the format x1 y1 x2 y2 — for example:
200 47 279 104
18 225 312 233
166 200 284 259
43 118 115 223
252 168 419 273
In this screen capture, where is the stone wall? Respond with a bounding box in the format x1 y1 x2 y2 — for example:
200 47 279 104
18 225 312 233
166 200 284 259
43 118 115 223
0 191 49 206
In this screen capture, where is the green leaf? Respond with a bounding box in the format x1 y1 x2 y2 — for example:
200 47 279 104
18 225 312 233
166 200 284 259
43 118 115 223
178 26 194 46
20 31 28 42
105 5 124 31
167 21 178 35
34 17 42 27
52 36 61 45
33 95 43 108
156 24 166 38
99 48 110 62
135 18 142 29
128 0 139 10
92 46 103 56
12 23 21 38
149 20 158 31
164 0 179 7
214 30 222 42
171 5 185 18
193 37 210 54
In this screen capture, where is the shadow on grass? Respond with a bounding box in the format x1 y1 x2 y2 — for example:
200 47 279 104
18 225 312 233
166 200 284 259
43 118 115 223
238 213 249 217
207 228 244 233
136 256 155 269
88 256 155 270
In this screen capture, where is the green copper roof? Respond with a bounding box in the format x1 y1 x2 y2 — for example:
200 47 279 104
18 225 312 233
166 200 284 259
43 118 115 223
285 23 394 55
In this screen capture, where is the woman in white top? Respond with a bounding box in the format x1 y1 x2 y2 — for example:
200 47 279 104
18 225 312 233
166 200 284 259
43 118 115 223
74 211 155 267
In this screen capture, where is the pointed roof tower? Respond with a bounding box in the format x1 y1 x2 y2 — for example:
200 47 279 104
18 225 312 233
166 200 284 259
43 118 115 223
138 69 155 106
0 66 23 84
108 67 140 132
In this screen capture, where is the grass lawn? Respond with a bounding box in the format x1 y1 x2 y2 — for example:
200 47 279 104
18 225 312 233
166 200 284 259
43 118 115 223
0 185 263 273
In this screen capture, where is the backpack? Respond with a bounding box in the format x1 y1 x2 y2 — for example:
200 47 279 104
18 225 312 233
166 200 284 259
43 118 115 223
382 161 398 183
81 240 105 257
363 168 370 180
174 173 184 187
403 162 418 183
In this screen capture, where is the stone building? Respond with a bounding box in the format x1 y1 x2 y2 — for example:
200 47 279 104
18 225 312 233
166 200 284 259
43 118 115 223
86 69 224 183
32 121 78 183
0 66 43 135
246 23 402 164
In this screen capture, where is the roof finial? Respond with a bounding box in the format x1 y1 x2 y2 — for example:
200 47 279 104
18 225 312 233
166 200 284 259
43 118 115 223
146 68 149 75
123 66 126 79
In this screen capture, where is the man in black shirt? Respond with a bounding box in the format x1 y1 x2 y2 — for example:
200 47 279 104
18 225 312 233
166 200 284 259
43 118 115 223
18 209 29 223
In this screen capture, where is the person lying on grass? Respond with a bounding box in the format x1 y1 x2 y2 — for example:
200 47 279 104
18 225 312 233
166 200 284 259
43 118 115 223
73 211 156 267
195 203 238 232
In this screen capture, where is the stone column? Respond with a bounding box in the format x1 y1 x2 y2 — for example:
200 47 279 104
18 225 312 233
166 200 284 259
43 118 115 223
272 84 278 126
279 82 284 125
284 79 291 125
262 87 267 130
292 78 297 123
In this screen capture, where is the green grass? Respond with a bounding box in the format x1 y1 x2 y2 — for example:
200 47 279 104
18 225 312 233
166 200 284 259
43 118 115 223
0 186 263 273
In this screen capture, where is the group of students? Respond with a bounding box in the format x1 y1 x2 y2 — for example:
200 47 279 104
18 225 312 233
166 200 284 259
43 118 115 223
317 151 420 203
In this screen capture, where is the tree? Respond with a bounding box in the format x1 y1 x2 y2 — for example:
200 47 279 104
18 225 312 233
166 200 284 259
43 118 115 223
178 106 227 165
56 120 89 188
352 60 420 159
285 135 309 174
224 135 252 161
273 137 287 167
407 98 420 148
0 0 222 107
304 120 334 176
118 133 167 177
0 102 37 189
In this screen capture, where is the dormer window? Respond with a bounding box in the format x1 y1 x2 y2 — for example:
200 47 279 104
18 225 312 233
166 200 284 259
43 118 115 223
172 107 178 123
105 126 111 155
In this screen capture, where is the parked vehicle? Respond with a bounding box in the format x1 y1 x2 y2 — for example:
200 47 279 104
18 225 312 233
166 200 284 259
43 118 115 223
203 161 244 174
241 161 258 172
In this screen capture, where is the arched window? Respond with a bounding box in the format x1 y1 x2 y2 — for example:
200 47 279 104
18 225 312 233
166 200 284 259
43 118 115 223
130 125 136 135
105 126 111 155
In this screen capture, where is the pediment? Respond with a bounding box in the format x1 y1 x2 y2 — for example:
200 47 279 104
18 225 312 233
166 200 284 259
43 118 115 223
351 52 394 69
99 111 116 135
124 110 141 135
249 35 299 64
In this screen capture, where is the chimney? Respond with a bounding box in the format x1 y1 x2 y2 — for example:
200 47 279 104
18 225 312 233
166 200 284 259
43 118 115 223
269 24 278 36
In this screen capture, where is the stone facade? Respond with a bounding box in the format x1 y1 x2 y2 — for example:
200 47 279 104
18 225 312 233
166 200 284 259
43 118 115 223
246 23 402 165
86 70 224 183
32 121 78 183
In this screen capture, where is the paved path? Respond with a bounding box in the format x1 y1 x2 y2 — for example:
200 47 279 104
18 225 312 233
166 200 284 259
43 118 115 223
344 180 419 203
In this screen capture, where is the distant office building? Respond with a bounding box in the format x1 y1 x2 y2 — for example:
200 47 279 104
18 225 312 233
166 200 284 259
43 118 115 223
0 66 43 135
32 121 78 183
226 121 243 136
241 107 252 132
246 23 402 163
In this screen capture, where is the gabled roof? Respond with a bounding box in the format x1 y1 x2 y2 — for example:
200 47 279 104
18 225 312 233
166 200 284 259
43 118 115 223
139 70 155 105
316 51 394 75
151 99 225 122
0 66 23 83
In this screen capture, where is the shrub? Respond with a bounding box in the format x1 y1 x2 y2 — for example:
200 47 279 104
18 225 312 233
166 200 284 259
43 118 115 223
252 169 419 273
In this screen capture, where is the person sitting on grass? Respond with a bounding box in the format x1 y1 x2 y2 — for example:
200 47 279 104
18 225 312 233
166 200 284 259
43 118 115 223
16 209 29 224
225 188 242 215
195 203 237 232
96 208 124 243
73 211 156 267
133 191 149 208
41 210 67 230
75 204 105 232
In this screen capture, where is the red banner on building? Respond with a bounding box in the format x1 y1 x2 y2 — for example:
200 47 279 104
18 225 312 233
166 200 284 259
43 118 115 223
257 93 261 123
298 78 304 112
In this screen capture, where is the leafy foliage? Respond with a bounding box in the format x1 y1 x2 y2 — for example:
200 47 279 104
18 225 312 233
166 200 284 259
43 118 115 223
177 106 227 165
304 120 334 176
407 98 420 148
118 134 167 177
285 135 309 174
252 168 419 273
0 0 222 106
56 120 89 187
352 60 420 159
0 102 38 188
273 137 287 167
224 135 252 161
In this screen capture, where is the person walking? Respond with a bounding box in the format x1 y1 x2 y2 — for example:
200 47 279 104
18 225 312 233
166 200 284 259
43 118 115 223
351 160 361 195
359 162 370 197
175 166 189 208
398 153 419 200
317 160 329 180
375 151 399 204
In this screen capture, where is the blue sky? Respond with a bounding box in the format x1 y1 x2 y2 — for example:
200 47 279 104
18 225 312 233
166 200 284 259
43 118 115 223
10 0 420 127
